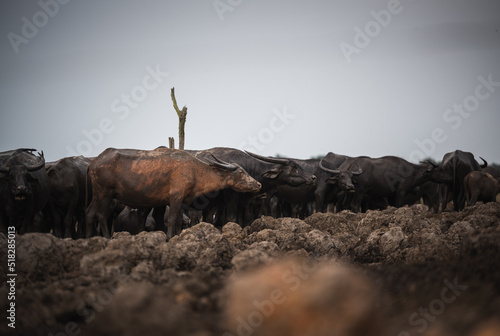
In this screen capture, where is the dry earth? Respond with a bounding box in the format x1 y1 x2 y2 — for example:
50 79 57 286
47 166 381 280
1 202 500 336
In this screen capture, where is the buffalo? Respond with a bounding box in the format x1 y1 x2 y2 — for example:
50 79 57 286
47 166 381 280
270 155 362 217
46 156 92 238
440 150 487 211
186 148 316 226
337 156 451 212
318 157 363 210
464 171 500 206
85 148 261 239
0 148 50 234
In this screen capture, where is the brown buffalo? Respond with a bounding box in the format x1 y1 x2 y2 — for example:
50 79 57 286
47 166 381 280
86 148 261 238
464 171 500 206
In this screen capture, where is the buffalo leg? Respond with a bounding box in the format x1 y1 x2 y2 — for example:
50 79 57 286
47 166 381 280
52 208 63 238
438 184 450 212
20 213 34 234
152 206 166 231
468 192 478 207
46 199 62 237
453 193 459 211
315 184 329 213
76 207 86 238
64 198 78 238
223 190 237 223
85 203 97 238
86 196 112 238
22 200 36 234
349 192 363 213
137 207 151 233
97 204 111 238
459 186 468 211
455 185 465 211
166 199 182 239
394 190 407 208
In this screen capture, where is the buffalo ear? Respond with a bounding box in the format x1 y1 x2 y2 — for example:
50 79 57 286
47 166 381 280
262 169 280 179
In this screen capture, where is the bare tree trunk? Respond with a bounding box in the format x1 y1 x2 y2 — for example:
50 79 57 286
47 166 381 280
168 137 175 149
170 87 187 150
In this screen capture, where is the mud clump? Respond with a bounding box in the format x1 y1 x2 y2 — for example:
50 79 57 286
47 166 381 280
225 258 382 336
0 202 499 336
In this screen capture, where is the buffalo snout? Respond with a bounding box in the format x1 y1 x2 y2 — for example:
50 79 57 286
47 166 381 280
16 185 27 193
301 174 316 186
246 181 261 193
344 183 355 191
253 181 262 191
235 179 262 193
13 185 28 200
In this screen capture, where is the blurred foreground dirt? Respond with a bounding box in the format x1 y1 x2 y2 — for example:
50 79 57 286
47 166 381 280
1 202 499 336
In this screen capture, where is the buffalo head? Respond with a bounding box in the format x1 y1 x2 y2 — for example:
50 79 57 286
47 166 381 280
245 151 316 186
320 159 362 192
0 151 45 202
423 160 452 184
207 154 262 193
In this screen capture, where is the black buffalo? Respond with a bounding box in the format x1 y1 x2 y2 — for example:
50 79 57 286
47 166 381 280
318 156 363 211
0 149 50 234
46 156 91 238
265 158 320 218
186 147 316 226
338 156 451 212
269 154 363 217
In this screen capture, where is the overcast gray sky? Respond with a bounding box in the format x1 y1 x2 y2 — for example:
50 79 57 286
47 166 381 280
1 0 499 163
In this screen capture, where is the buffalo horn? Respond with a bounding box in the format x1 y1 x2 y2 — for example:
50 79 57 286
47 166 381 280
18 148 37 153
208 154 238 171
319 159 340 174
245 151 290 165
0 165 9 174
348 161 363 175
27 151 45 172
426 160 439 168
351 167 363 176
479 157 488 169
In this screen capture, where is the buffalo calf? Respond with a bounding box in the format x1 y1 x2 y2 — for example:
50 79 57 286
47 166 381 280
464 171 500 206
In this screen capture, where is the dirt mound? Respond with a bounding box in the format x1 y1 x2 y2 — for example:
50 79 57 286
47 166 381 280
1 202 499 335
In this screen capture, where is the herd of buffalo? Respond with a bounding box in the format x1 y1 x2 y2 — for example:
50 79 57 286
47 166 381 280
1 147 499 239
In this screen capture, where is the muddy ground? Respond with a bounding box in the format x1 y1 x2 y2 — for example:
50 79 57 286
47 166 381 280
1 202 500 336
